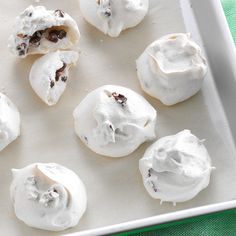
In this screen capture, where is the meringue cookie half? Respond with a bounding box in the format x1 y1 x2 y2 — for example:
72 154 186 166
136 33 207 105
29 51 79 106
8 6 80 58
73 85 157 157
139 130 214 204
10 163 87 231
0 93 20 152
80 0 149 37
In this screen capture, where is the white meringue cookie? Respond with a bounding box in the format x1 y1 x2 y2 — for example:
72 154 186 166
136 33 207 105
139 130 214 204
8 6 80 58
79 0 149 37
29 51 79 106
0 93 20 152
10 163 87 231
73 85 157 157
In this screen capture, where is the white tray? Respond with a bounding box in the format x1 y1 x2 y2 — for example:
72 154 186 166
1 0 236 236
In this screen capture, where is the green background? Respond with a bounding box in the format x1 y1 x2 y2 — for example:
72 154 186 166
222 0 236 45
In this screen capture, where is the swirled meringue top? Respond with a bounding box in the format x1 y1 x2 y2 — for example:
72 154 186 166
139 130 214 204
136 33 207 105
79 0 149 37
10 163 87 231
73 85 157 157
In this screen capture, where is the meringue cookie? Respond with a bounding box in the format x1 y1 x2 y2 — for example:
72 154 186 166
29 51 79 106
79 0 149 37
73 85 157 157
139 130 214 204
0 93 20 152
136 33 207 105
10 163 87 231
8 6 80 58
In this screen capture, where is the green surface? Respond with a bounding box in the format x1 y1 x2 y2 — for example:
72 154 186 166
222 0 236 45
113 1 236 235
113 209 236 236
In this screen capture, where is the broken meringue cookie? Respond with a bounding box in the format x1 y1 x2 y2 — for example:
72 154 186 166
29 50 79 106
79 0 149 37
10 163 87 231
136 33 207 105
0 93 20 152
8 5 80 58
139 130 214 204
73 85 157 157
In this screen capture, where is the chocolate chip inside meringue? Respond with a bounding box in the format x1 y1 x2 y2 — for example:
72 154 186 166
112 92 127 106
46 29 67 43
55 62 67 82
54 9 65 18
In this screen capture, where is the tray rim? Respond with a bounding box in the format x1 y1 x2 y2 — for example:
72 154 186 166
65 0 236 235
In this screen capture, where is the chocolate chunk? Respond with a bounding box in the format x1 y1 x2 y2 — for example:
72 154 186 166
57 30 67 39
61 76 68 82
29 30 44 47
16 43 27 56
18 50 26 56
16 42 26 50
104 9 112 17
55 9 65 17
50 81 55 88
112 92 127 106
55 63 66 81
47 30 67 43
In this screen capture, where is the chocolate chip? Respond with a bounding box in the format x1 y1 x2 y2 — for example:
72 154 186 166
53 189 58 193
112 92 127 106
148 168 152 177
55 63 67 81
47 33 58 43
61 76 67 82
57 30 67 39
16 43 26 50
55 9 65 17
104 10 111 17
29 30 44 47
18 50 25 56
16 43 28 56
50 81 55 88
47 30 67 43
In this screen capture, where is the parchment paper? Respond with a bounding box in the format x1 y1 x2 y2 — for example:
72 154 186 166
1 0 236 235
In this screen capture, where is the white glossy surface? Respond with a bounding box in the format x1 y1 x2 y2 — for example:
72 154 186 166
10 163 87 231
139 130 214 203
136 33 207 105
73 85 157 157
0 0 236 235
79 0 149 37
29 51 79 106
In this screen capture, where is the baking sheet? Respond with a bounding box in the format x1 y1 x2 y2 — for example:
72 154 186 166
1 0 236 235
